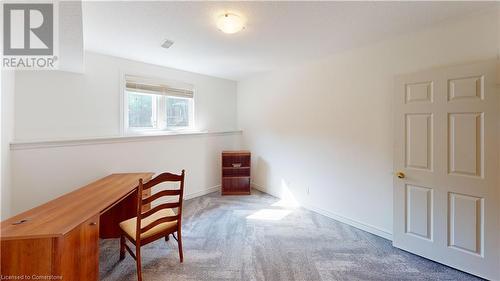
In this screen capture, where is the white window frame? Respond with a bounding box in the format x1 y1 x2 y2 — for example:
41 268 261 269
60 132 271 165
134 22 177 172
121 74 195 135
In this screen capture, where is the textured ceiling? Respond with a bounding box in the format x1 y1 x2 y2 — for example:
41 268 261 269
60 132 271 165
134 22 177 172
83 1 497 80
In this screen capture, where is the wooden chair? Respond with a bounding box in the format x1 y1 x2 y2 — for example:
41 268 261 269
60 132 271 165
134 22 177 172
119 170 185 281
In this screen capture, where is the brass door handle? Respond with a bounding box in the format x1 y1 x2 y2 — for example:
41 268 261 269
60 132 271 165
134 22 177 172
396 172 406 179
89 222 97 226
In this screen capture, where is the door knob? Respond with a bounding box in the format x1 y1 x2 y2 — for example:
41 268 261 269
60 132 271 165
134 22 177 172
396 172 406 179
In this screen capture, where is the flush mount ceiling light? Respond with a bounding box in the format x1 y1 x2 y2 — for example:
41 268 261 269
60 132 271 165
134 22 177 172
216 13 245 34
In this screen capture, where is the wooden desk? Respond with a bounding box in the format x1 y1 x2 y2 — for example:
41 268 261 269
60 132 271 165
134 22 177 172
1 173 154 281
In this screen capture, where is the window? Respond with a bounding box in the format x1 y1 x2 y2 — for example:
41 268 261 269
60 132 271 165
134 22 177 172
124 76 194 133
128 92 155 128
166 97 190 127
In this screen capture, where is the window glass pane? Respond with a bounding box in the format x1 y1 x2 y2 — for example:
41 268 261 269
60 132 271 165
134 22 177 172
128 92 153 128
166 97 190 127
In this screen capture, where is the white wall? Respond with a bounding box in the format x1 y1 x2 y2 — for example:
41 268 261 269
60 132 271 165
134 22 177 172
10 133 239 216
238 9 499 238
1 73 2 218
15 52 237 141
9 53 239 216
1 71 15 220
58 1 84 73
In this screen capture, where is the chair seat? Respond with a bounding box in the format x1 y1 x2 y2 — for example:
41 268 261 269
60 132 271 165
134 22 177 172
120 208 177 240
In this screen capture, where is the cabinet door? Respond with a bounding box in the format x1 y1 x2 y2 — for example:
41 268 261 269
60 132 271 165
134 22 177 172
222 178 250 194
1 238 54 276
57 214 99 280
80 215 99 280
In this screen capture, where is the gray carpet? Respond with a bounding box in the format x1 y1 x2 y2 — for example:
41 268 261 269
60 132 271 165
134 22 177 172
99 190 482 281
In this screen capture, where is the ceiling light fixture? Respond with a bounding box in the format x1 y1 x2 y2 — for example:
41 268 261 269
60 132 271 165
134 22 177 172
216 13 245 34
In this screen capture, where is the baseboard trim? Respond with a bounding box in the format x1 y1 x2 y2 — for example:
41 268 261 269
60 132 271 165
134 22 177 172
185 185 220 200
251 183 393 241
302 203 393 241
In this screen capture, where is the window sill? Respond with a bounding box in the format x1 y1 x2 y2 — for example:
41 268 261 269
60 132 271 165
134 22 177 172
10 130 242 150
124 129 204 137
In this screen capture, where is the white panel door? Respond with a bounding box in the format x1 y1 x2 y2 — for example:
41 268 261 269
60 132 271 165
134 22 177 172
393 61 499 280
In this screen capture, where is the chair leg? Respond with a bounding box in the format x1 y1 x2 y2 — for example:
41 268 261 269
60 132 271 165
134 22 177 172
136 244 142 281
120 234 126 260
177 229 183 263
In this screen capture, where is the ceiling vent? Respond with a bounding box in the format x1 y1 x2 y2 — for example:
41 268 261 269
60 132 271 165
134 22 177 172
161 39 174 49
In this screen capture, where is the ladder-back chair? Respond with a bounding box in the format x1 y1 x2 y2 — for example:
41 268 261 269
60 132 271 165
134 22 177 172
119 170 185 281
